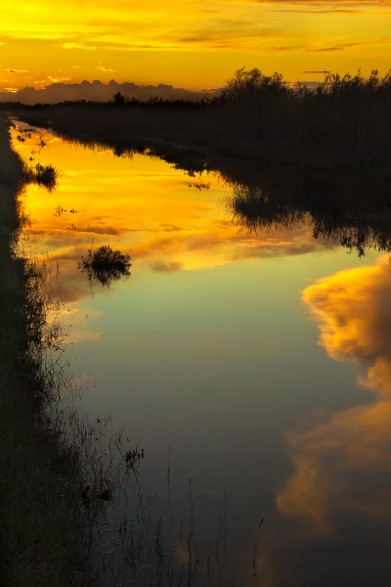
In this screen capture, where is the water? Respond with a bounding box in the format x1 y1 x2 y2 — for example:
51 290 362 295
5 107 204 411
12 123 391 586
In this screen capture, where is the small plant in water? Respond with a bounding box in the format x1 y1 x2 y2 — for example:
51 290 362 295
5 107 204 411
124 446 145 470
24 162 59 191
78 245 132 287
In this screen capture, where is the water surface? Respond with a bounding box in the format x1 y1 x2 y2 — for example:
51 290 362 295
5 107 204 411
12 123 391 586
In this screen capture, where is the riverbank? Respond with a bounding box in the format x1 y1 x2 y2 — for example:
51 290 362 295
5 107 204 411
7 68 391 176
0 117 94 587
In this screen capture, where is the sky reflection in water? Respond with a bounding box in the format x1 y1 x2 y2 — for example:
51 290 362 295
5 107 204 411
12 125 391 586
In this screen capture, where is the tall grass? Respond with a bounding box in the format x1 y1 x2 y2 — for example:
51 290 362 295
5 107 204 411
0 117 96 587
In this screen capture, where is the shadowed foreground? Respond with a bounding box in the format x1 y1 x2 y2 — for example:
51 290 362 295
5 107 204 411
0 117 94 587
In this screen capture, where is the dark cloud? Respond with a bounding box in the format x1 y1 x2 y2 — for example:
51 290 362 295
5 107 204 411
0 80 217 104
259 0 389 6
306 41 361 52
6 68 29 73
149 260 183 273
266 7 366 13
160 224 183 232
265 45 306 51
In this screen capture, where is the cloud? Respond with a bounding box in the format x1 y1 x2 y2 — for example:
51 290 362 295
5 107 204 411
307 42 361 52
257 0 391 5
277 256 391 537
265 6 367 13
149 260 183 272
6 68 29 73
129 223 331 271
160 224 183 232
61 42 96 51
302 257 391 397
277 400 391 533
0 79 214 104
96 65 116 72
47 75 72 83
264 45 306 51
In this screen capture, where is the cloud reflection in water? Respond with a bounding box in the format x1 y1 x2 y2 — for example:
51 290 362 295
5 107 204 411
273 256 391 585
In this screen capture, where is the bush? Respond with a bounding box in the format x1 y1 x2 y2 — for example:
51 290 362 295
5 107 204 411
24 162 58 191
78 245 132 287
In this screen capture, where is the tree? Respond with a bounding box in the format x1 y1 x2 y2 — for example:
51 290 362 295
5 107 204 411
221 67 289 101
113 91 125 105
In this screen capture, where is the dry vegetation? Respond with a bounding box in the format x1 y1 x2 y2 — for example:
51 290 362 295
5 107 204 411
0 117 95 586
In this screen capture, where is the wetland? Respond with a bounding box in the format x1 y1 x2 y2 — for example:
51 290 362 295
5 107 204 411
4 101 391 585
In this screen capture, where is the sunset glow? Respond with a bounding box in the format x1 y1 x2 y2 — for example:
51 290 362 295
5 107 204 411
12 126 325 303
1 0 390 94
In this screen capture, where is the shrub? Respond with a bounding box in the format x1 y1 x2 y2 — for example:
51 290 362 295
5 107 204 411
78 245 132 287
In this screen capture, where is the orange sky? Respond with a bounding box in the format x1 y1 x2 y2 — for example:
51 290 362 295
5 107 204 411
1 0 390 93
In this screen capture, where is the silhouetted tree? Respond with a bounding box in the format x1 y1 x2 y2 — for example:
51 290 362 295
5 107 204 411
221 67 289 101
113 92 125 105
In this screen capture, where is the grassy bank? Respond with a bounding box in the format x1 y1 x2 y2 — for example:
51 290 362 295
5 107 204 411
0 117 94 587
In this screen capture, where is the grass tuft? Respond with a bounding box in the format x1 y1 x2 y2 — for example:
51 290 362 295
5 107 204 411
78 244 132 287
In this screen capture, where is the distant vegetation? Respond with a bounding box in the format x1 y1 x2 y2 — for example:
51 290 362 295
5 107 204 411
8 67 391 174
7 68 391 256
229 169 391 257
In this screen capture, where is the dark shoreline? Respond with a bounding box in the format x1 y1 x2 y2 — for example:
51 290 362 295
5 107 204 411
0 117 94 587
4 66 391 177
12 102 391 258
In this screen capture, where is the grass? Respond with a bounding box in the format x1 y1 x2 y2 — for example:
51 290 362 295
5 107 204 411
78 244 132 287
23 162 59 191
0 116 95 587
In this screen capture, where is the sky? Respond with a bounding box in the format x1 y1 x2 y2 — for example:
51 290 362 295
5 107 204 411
1 0 390 94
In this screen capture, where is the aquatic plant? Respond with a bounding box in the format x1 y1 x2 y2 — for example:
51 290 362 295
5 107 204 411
78 244 132 287
24 162 58 191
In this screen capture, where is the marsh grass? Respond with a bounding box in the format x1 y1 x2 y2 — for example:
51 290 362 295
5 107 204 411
0 254 98 587
23 162 58 191
78 244 132 287
0 116 98 586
